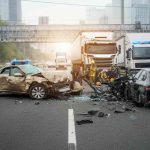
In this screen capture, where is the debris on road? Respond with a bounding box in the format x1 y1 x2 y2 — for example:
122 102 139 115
76 119 93 125
77 109 110 118
97 112 110 118
69 94 91 101
15 100 23 104
114 103 137 113
122 104 137 112
88 109 100 116
34 101 40 105
77 112 90 116
114 109 125 113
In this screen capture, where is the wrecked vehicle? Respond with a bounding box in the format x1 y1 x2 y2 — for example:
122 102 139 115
0 64 82 99
129 68 150 106
108 76 130 100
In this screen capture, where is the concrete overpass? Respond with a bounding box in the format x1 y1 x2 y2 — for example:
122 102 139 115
0 24 150 43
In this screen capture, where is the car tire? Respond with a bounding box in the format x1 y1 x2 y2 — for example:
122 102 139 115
124 86 130 101
137 92 145 106
29 84 48 100
124 87 129 101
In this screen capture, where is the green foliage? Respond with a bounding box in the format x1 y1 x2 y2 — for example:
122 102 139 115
0 43 52 63
0 20 52 63
0 20 7 26
0 43 24 62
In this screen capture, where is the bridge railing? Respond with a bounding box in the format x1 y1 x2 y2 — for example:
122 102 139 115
0 24 150 43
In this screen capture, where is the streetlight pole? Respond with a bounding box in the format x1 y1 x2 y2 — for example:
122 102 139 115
121 0 124 24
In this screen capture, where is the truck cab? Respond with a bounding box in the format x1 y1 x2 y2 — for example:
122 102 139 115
126 41 150 72
115 33 150 73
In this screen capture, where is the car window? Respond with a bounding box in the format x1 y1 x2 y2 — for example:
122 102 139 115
11 67 23 76
138 70 147 81
0 67 10 75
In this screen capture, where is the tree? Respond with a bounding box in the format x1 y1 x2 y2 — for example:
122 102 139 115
0 20 52 63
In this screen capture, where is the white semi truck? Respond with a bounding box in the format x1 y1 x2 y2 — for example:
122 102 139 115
55 52 67 69
82 40 117 69
114 33 150 73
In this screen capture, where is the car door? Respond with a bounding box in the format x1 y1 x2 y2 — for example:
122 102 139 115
130 70 142 99
132 70 147 100
7 66 27 93
0 67 11 91
136 70 148 92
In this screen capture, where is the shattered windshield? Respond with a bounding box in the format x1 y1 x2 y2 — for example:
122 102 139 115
20 65 41 75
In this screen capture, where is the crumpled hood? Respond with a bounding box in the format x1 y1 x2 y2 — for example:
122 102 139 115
40 71 68 83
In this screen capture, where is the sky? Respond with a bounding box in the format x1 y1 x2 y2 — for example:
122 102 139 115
22 0 112 24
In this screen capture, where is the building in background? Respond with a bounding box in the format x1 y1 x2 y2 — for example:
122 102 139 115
86 7 108 24
124 0 150 24
111 0 121 24
9 0 22 24
105 4 112 24
0 0 9 21
131 3 150 24
0 0 22 24
38 16 49 25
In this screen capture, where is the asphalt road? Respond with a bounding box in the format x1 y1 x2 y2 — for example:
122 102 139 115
0 93 150 150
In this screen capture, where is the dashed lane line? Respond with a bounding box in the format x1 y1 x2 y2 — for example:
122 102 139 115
68 109 77 150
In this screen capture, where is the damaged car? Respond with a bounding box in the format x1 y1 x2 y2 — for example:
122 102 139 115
0 64 82 99
130 68 150 105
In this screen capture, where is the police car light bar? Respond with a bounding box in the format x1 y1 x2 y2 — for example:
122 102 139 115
131 41 150 44
11 59 32 65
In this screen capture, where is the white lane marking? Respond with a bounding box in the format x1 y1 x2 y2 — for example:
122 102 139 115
68 109 77 150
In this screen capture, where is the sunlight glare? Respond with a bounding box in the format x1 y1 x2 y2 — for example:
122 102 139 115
55 43 71 53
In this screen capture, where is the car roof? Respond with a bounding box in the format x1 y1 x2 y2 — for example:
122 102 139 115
3 64 32 68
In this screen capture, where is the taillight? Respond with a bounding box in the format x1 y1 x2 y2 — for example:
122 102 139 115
145 86 150 90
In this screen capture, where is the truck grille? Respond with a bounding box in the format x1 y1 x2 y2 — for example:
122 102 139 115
135 63 150 68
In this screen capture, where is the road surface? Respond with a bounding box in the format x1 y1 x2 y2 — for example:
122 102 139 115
0 93 150 150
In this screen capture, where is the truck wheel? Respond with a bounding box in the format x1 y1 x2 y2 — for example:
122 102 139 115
29 84 48 99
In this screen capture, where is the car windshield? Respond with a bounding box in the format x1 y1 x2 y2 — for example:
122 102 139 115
20 65 41 75
133 47 150 59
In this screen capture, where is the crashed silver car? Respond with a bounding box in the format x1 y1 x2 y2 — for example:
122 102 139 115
0 65 82 99
129 68 150 105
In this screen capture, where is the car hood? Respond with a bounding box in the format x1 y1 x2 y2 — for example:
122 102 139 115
38 71 68 83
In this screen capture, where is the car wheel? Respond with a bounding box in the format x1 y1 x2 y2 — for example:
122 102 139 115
29 84 48 99
124 86 130 101
137 92 145 105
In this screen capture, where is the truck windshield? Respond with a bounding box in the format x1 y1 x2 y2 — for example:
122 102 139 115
132 47 150 59
56 58 66 63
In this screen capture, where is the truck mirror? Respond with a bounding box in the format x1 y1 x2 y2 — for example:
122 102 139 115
126 48 131 60
118 45 121 54
126 51 129 59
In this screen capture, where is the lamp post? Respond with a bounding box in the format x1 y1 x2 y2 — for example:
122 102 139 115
121 0 124 24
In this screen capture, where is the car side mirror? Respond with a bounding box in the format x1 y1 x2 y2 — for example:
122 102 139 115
14 73 24 77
